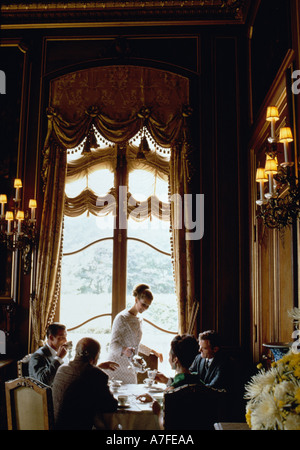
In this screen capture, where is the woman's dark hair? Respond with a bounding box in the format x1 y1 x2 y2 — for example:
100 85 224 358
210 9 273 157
170 334 199 369
132 283 150 298
140 289 153 302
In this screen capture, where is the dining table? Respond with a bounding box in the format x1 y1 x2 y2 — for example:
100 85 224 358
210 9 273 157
94 382 166 430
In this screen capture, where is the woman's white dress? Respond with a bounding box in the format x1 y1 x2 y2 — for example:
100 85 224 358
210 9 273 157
107 309 151 383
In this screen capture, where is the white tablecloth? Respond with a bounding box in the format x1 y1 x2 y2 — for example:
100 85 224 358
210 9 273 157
95 383 165 430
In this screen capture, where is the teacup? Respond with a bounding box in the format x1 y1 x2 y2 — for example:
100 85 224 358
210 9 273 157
111 385 119 393
147 369 157 380
143 378 154 388
118 395 128 406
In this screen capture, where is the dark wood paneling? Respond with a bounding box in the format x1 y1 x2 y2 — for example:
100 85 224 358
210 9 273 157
215 37 240 347
251 0 292 119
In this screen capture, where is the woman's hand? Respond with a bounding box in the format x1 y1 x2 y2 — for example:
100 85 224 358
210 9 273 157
98 361 119 371
136 393 153 403
151 350 163 363
154 371 169 384
122 347 135 357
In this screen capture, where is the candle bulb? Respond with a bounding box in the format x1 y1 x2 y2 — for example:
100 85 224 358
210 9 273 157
29 199 37 220
16 210 24 234
279 127 293 166
5 211 13 234
264 157 278 198
266 106 279 143
256 168 268 205
0 194 7 217
14 178 22 201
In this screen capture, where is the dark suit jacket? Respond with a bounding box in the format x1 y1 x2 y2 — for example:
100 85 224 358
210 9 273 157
52 359 118 430
28 345 62 386
189 351 232 391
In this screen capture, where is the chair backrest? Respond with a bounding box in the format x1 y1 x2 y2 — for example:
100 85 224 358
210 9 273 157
137 352 158 384
5 377 54 430
17 354 32 377
163 383 228 430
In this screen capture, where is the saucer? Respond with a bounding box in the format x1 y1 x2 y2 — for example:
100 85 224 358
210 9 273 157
149 386 165 393
118 404 130 408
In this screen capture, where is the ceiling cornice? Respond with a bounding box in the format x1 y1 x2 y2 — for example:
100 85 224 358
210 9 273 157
0 0 251 29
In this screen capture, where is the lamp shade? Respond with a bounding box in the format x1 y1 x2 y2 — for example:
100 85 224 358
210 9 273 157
256 168 268 182
265 158 278 174
29 199 37 209
266 106 279 121
14 178 22 188
5 211 13 221
279 127 293 143
16 211 24 221
0 194 7 203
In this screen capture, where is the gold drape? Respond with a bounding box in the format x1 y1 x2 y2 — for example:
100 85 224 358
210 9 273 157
32 66 196 348
31 141 66 349
169 119 196 335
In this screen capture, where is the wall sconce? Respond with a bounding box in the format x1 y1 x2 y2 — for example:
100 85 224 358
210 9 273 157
255 106 299 230
0 178 38 275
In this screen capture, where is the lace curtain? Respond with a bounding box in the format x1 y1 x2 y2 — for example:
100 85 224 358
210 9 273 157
64 142 170 220
31 66 197 349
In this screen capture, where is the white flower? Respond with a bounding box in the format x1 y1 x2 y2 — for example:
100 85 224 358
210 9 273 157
284 413 300 430
244 368 277 401
250 392 284 430
274 381 297 404
288 307 300 323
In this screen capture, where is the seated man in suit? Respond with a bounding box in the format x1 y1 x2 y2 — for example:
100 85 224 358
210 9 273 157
52 337 118 430
155 330 231 392
189 330 231 391
29 322 69 386
137 334 223 430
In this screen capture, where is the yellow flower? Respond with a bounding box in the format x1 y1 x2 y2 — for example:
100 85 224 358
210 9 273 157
294 366 300 378
295 388 300 404
257 363 263 370
277 400 285 409
245 408 252 428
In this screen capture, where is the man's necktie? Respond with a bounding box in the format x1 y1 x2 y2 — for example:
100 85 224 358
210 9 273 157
204 358 209 372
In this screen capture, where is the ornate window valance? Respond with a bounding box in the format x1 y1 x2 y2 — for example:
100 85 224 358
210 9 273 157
42 65 191 185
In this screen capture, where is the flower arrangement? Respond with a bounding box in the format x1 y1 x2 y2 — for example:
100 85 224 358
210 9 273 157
245 308 300 430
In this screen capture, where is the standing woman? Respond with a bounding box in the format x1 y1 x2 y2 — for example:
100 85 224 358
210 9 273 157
107 284 163 383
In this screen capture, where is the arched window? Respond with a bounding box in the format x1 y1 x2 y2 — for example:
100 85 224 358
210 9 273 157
31 66 197 357
60 129 177 371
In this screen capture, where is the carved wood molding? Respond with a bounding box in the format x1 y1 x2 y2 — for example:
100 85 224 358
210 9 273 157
1 0 251 26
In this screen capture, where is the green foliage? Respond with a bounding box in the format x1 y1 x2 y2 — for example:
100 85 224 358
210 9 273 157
61 214 178 332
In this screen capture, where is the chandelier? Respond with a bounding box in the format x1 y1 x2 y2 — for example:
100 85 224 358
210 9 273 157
0 178 38 274
255 106 300 230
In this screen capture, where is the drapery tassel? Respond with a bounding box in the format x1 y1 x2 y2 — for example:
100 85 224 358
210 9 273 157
137 135 150 159
81 127 98 155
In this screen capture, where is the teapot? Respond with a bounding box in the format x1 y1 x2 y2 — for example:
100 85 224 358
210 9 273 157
128 354 147 373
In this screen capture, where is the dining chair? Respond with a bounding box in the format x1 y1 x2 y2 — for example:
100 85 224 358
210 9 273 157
163 383 228 430
5 376 54 430
137 352 158 383
17 354 32 377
